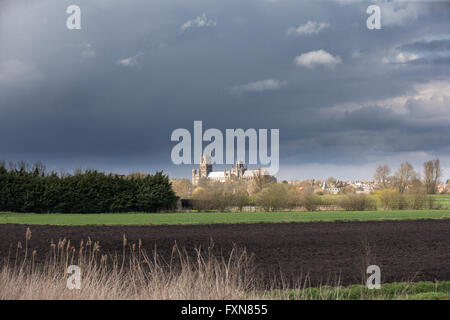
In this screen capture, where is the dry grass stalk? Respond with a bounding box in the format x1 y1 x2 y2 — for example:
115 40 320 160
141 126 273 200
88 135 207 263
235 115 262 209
0 229 258 300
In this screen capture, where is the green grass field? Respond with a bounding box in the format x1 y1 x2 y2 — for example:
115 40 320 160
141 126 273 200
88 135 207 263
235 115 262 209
319 194 450 209
1 209 449 226
431 194 450 208
270 281 450 300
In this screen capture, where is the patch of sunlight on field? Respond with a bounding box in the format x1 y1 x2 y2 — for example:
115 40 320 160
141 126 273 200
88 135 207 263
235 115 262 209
0 209 449 226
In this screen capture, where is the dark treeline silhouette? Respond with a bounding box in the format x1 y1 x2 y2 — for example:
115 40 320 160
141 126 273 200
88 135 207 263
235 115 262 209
0 161 178 213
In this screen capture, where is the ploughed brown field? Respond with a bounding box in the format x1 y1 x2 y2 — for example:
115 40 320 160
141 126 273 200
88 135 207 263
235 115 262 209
0 219 448 287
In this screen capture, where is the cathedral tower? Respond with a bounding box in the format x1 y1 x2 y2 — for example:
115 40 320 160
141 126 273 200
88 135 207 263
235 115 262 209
192 155 212 185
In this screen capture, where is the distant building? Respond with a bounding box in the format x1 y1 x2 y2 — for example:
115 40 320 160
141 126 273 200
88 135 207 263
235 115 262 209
192 155 276 185
437 183 447 194
321 182 341 194
349 179 375 194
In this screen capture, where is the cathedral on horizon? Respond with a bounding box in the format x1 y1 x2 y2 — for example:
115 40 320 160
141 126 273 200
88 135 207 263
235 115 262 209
192 156 276 185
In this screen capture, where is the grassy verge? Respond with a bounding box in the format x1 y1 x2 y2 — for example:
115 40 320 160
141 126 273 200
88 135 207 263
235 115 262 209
0 209 449 226
269 281 450 300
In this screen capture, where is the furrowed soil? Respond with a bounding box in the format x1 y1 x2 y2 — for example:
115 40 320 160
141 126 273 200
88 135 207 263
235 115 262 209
0 219 448 287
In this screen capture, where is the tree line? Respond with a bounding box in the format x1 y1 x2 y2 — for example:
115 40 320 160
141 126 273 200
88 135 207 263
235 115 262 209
170 158 446 212
374 159 443 194
182 179 438 212
0 161 178 213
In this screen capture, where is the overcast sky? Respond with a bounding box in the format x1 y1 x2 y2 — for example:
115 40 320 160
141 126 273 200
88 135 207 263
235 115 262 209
1 0 449 180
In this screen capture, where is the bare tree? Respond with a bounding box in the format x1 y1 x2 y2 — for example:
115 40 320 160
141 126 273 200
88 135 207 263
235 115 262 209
374 164 391 188
297 180 314 195
171 178 193 198
394 162 417 194
250 168 272 194
254 183 287 211
231 183 250 212
423 158 442 194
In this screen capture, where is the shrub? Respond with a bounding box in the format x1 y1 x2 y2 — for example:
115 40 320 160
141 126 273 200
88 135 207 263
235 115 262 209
405 193 439 210
191 182 250 211
376 189 438 210
254 183 289 211
231 188 250 212
339 194 377 211
253 183 304 211
299 194 322 211
376 189 408 210
406 193 427 210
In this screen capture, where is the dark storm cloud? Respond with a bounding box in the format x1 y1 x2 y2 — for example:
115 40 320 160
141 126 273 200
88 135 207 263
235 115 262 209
397 37 450 66
399 39 450 53
408 56 450 65
0 0 449 179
